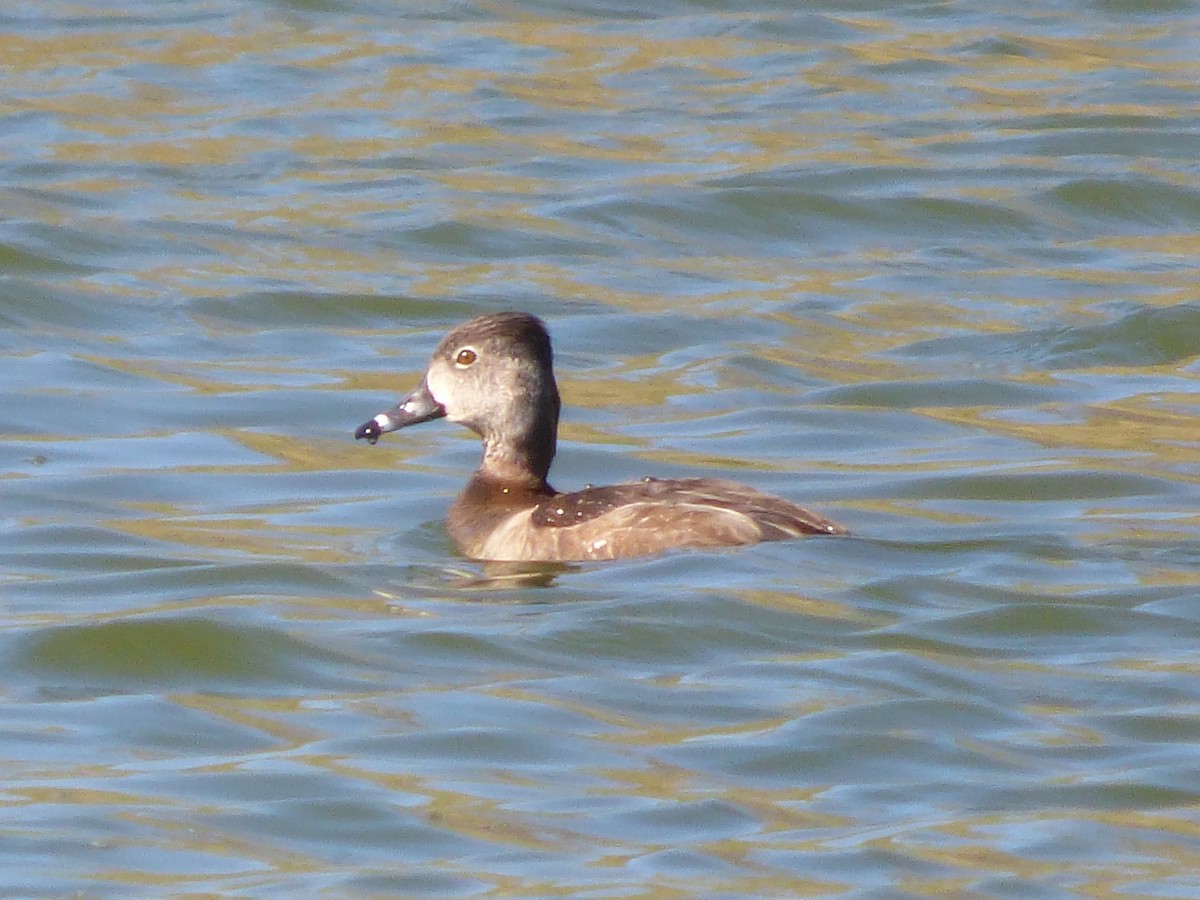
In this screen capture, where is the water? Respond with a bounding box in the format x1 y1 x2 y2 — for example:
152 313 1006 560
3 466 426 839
4 0 1200 896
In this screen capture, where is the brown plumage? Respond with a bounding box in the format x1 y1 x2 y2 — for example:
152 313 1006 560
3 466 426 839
356 312 846 562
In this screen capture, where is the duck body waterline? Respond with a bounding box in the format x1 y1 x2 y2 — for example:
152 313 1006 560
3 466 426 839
356 312 846 562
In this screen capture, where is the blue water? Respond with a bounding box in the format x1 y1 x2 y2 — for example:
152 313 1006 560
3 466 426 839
3 0 1200 896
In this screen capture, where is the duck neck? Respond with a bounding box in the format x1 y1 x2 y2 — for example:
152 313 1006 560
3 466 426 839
477 400 558 492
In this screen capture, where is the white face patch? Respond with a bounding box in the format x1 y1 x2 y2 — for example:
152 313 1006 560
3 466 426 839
425 362 468 422
424 364 450 405
374 412 395 429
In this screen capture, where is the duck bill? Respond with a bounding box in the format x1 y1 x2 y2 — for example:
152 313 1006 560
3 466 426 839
355 378 446 445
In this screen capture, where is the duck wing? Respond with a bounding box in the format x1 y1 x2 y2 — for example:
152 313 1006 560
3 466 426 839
521 477 844 560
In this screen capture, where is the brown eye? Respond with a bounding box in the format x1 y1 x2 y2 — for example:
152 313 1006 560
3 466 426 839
454 347 478 367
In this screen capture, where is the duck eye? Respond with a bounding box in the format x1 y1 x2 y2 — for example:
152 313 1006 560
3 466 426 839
454 347 478 367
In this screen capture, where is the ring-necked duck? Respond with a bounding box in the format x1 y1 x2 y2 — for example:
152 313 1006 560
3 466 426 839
356 312 846 561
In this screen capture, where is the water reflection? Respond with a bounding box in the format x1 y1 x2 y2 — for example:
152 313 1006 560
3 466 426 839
3 0 1200 896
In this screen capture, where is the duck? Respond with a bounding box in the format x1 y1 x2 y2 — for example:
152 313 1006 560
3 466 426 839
355 311 846 561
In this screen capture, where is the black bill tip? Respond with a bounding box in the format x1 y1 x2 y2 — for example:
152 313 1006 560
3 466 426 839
355 419 383 444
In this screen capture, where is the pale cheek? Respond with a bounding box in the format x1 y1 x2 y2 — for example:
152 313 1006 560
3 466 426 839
425 367 452 407
426 365 480 423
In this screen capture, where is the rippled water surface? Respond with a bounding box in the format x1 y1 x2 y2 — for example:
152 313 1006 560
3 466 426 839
4 0 1200 896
